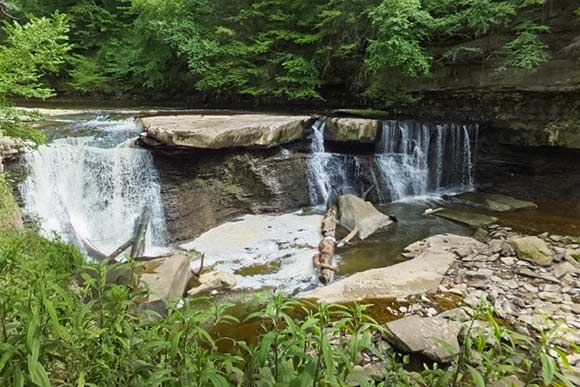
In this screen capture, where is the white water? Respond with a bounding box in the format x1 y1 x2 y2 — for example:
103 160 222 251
307 119 478 205
21 116 168 257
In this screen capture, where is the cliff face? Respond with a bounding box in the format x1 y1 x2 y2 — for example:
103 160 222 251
404 0 580 149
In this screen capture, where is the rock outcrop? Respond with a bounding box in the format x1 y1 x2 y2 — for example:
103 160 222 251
323 117 379 143
300 234 483 303
140 255 192 314
151 145 311 242
338 194 394 240
140 114 312 149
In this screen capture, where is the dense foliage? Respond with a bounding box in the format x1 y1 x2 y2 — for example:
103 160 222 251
0 225 577 386
1 0 556 105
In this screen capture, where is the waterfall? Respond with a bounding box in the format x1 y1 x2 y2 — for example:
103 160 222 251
306 119 478 205
307 121 362 206
21 116 168 257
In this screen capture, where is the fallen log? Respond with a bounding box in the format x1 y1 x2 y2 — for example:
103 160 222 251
107 238 134 263
313 204 338 285
130 207 151 258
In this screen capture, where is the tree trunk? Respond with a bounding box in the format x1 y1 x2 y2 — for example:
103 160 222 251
313 204 338 285
130 207 151 258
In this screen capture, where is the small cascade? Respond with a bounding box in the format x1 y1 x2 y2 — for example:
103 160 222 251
306 119 478 205
306 121 362 206
21 116 168 257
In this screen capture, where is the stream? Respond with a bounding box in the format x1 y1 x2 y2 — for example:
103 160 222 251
18 109 580 298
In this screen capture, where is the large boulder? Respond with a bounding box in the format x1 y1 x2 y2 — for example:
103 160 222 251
511 236 553 266
455 192 538 212
338 194 394 240
140 255 192 314
385 315 462 363
301 234 483 303
323 117 379 143
140 114 312 149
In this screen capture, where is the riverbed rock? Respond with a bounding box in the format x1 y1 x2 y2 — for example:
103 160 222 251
140 255 192 314
323 117 379 143
187 271 236 296
434 208 498 228
301 234 483 303
385 315 462 363
141 114 312 149
511 236 554 266
489 376 525 387
338 194 394 240
455 192 538 212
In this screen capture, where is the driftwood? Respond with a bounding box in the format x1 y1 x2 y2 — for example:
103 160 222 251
191 254 205 277
313 204 338 285
107 238 134 263
130 207 151 258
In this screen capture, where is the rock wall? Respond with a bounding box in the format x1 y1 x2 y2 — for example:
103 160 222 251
402 0 580 149
150 143 312 243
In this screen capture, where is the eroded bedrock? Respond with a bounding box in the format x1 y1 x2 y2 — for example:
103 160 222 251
139 114 313 149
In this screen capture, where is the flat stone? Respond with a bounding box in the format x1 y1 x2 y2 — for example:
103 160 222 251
438 307 473 322
140 255 192 314
338 194 394 240
511 236 554 266
301 234 483 303
385 315 462 363
489 375 525 387
187 271 236 296
141 114 312 149
323 117 379 143
500 257 516 266
455 192 538 212
466 269 494 278
554 261 579 278
434 208 499 228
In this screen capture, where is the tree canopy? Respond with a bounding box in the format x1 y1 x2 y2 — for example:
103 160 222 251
0 0 556 105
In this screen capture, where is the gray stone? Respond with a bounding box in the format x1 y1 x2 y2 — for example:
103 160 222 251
323 117 379 143
511 236 554 266
301 234 483 303
489 375 525 387
140 255 192 314
338 194 394 240
438 307 473 322
500 257 516 266
187 271 236 297
455 192 538 212
141 114 312 149
554 261 579 278
385 315 462 363
434 208 499 228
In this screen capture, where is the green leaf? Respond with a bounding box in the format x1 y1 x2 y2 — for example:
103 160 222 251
466 365 485 387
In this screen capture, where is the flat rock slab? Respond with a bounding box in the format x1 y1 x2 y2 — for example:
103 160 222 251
300 234 483 303
386 315 462 363
455 192 537 212
140 255 192 314
435 208 498 228
141 114 312 149
338 194 394 239
323 117 379 143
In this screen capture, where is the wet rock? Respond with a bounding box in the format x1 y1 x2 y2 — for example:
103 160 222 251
455 192 538 212
489 375 524 387
385 315 462 363
141 114 312 149
323 117 379 143
338 194 394 240
140 255 192 314
434 208 498 228
511 236 554 266
301 234 483 303
187 271 236 297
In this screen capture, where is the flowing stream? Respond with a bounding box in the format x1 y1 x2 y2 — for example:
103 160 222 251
307 120 478 205
21 114 168 257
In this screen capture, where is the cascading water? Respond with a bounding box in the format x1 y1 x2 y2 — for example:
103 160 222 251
21 115 168 257
306 119 478 205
